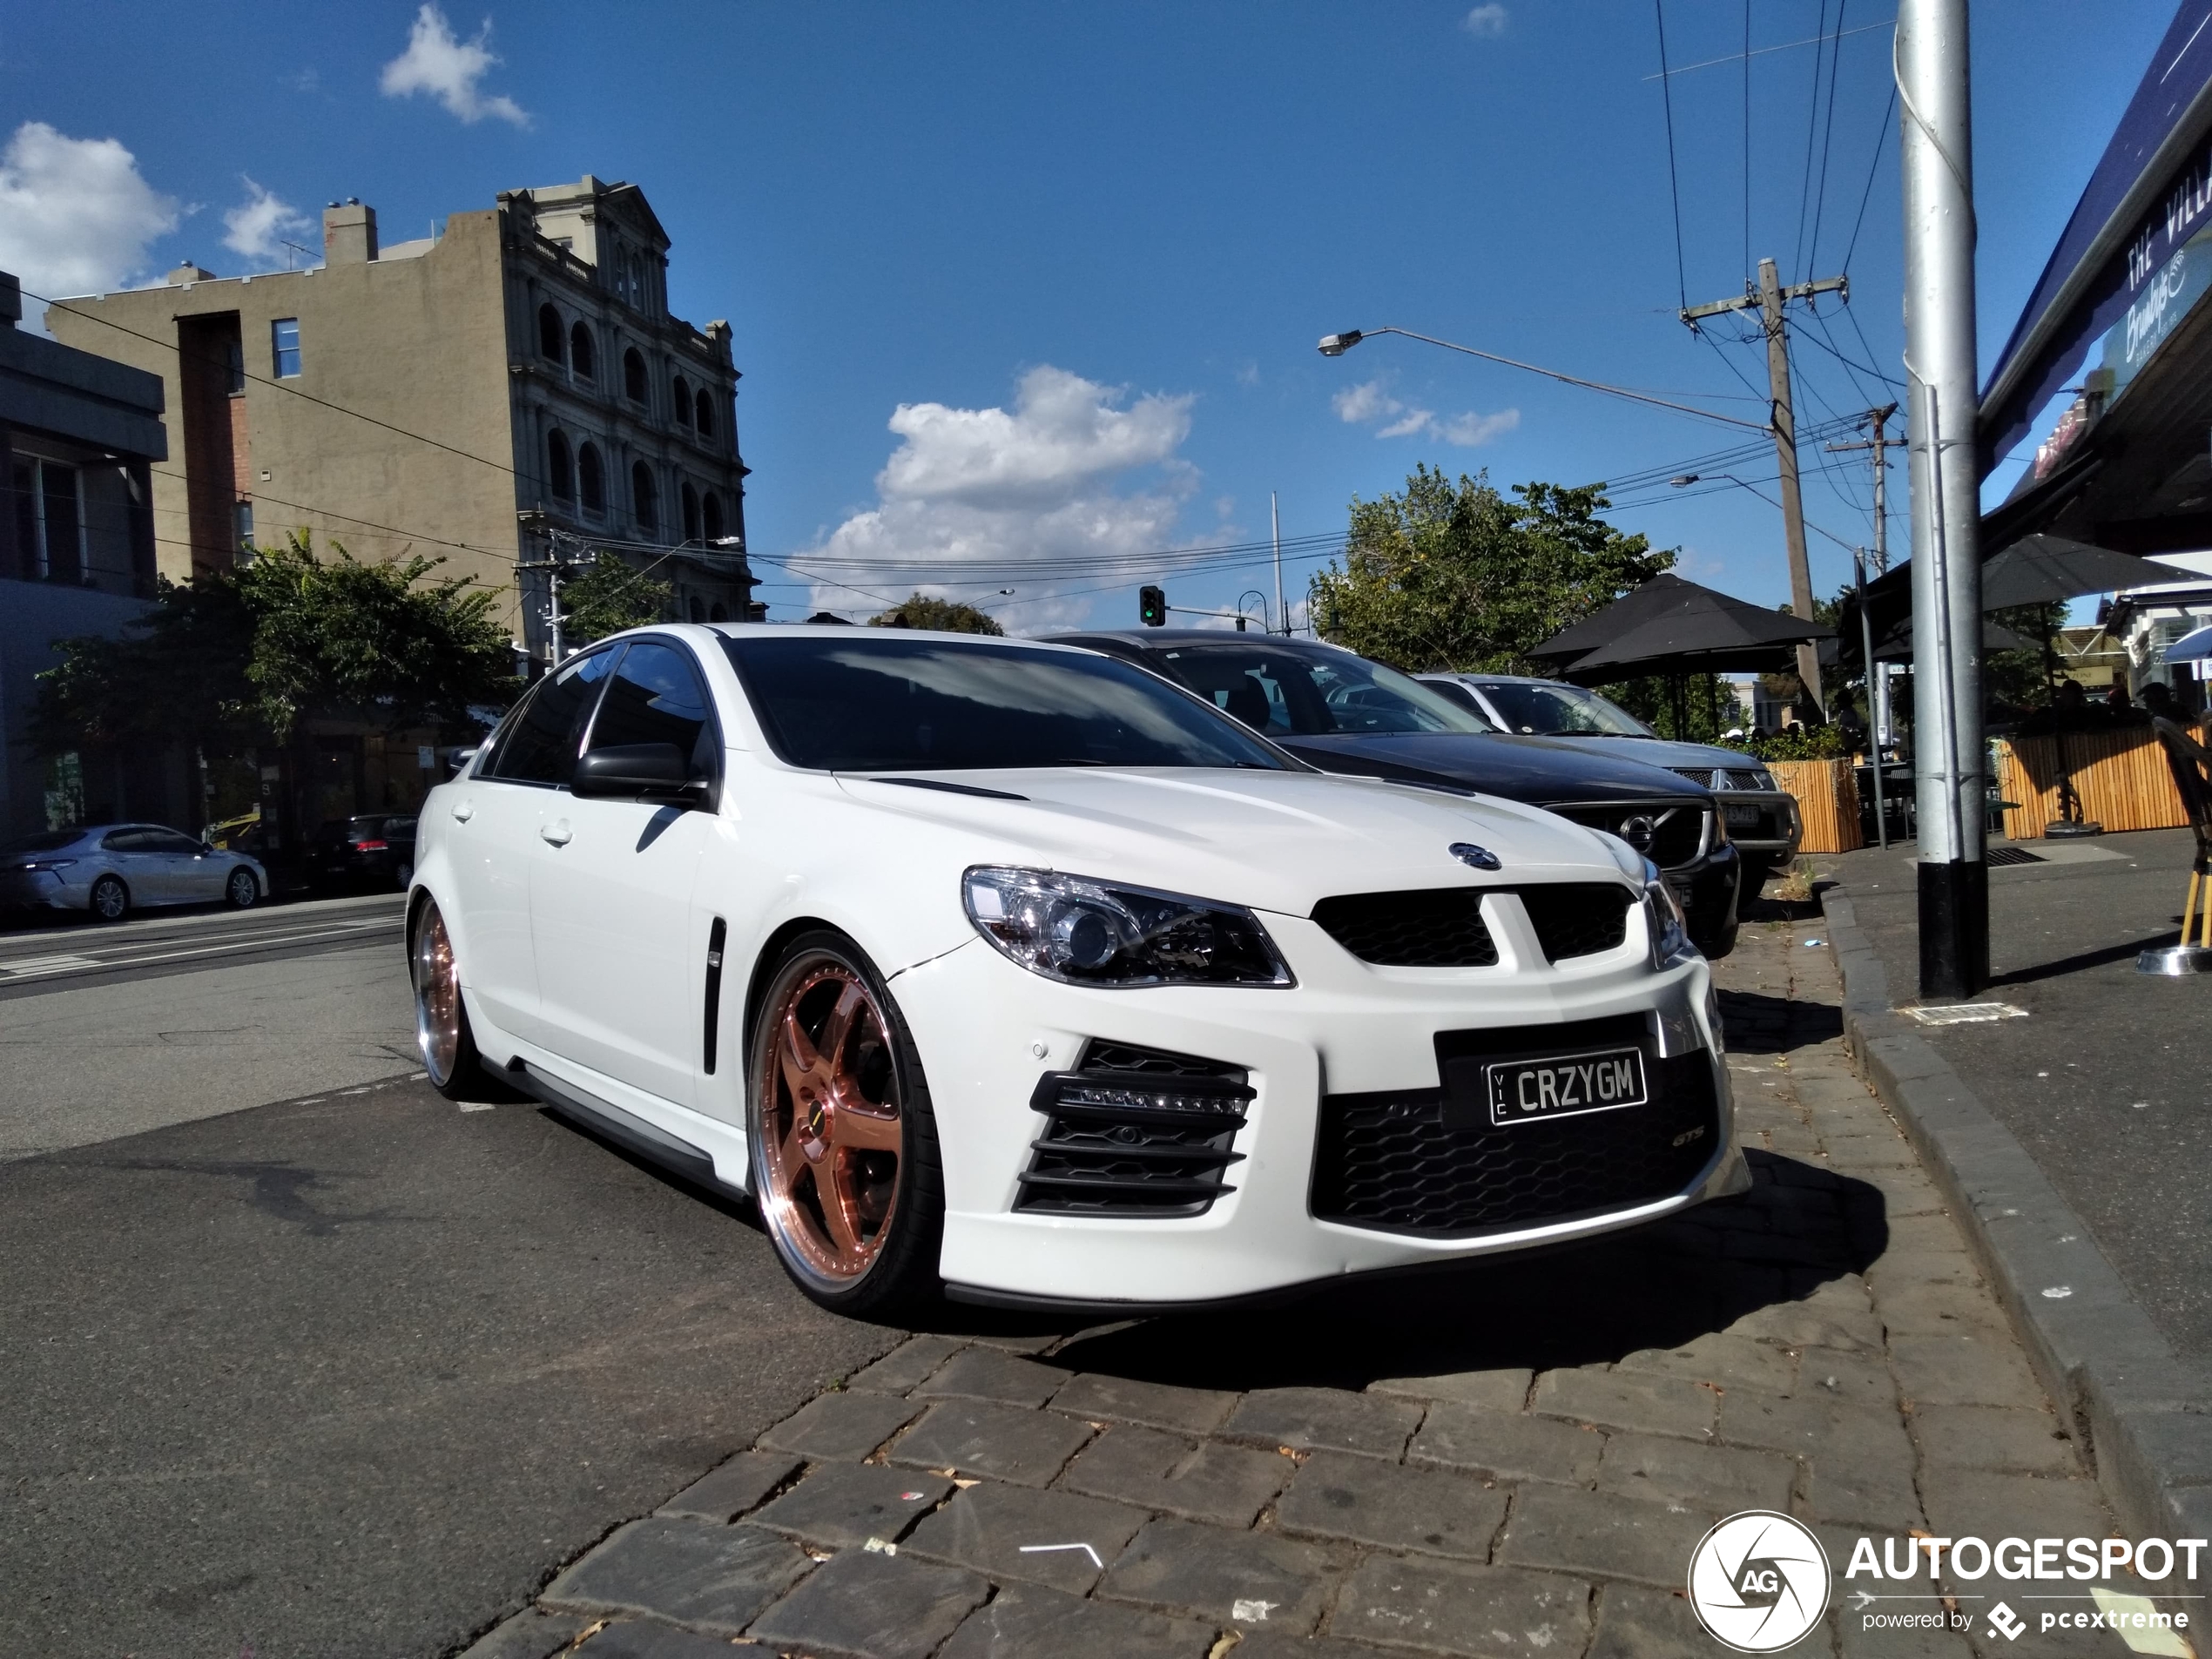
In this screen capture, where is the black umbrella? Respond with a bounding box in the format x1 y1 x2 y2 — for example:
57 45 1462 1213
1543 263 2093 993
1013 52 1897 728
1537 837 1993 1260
1979 534 2176 609
1822 615 2034 669
1531 572 1833 682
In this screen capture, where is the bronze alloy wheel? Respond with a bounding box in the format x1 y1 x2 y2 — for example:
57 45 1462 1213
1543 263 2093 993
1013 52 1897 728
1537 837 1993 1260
755 957 905 1288
412 903 462 1088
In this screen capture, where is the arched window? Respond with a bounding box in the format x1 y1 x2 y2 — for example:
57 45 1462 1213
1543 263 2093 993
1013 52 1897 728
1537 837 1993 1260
623 347 647 404
548 429 573 501
672 375 691 427
537 303 563 362
569 321 596 381
631 460 658 532
709 603 728 623
687 595 705 623
681 482 700 543
695 389 715 438
577 442 604 514
701 492 724 543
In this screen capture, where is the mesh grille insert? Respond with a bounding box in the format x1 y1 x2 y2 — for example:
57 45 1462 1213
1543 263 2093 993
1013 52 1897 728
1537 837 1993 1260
1520 884 1635 961
1311 889 1498 968
1016 1041 1250 1218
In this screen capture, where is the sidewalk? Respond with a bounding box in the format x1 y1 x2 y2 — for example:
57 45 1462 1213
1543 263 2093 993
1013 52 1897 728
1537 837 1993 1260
461 911 2131 1659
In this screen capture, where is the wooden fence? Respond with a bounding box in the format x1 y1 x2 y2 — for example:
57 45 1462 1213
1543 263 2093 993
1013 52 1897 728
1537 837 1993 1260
1769 758 1863 854
1993 724 2206 840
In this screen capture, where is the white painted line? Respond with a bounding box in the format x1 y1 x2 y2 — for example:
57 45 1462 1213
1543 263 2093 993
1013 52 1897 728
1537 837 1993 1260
1020 1542 1103 1569
1905 1002 2029 1025
0 923 400 981
0 954 103 976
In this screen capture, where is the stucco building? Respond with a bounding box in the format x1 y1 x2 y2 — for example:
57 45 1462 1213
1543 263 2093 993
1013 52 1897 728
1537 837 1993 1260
46 176 754 658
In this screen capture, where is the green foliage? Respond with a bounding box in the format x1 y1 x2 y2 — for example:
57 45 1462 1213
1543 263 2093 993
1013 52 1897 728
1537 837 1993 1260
33 531 515 754
1720 724 1848 760
1602 674 1737 743
1310 469 1674 671
1986 601 2070 711
868 593 1006 635
562 556 674 646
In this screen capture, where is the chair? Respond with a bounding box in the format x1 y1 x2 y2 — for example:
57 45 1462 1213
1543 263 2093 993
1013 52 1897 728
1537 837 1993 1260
2152 718 2212 953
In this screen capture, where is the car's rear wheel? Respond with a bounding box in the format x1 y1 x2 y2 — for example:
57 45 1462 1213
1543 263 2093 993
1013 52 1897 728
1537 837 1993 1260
90 875 128 922
749 931 943 1317
226 868 259 909
410 899 507 1102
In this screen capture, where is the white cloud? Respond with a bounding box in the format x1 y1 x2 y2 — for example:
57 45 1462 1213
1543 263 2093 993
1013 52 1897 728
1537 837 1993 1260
380 5 529 126
1462 3 1509 37
1332 375 1519 448
796 367 1198 631
1440 408 1521 446
1377 408 1436 440
222 177 312 264
1332 380 1402 424
0 123 181 310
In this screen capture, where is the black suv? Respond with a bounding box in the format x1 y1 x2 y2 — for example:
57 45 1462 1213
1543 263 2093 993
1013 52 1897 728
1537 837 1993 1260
1049 631 1741 955
309 814 418 893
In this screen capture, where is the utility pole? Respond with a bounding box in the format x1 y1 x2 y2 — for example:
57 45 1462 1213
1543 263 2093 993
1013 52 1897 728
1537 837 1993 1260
1271 492 1287 636
1828 402 1901 746
516 513 577 668
1899 0 1986 997
1683 260 1848 720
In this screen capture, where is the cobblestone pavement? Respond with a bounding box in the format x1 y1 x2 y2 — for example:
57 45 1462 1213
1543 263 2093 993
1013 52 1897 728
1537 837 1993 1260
464 908 2139 1659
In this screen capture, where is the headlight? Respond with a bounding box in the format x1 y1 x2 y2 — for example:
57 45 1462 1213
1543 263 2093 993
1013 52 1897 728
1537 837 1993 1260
963 867 1294 988
1643 859 1696 967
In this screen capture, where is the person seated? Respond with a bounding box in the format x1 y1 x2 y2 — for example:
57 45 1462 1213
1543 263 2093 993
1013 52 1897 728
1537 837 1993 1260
2020 678 2091 735
2140 679 2178 722
2102 681 2150 725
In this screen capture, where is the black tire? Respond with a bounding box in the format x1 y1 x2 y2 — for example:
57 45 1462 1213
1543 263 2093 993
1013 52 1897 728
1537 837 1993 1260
746 929 944 1318
408 898 516 1103
226 867 259 909
394 860 414 892
90 875 129 923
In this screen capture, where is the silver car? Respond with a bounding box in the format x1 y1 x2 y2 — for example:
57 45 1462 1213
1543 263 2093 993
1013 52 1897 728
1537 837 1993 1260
0 823 268 921
1420 674 1804 888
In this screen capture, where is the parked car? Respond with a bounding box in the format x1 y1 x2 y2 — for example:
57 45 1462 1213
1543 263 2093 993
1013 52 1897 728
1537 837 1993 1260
0 823 266 921
1419 673 1803 890
309 813 418 892
409 626 1744 1316
1047 631 1742 956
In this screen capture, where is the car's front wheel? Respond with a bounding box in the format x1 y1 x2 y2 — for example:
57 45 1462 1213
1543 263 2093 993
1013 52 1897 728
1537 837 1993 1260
226 867 259 909
90 875 129 922
410 898 507 1102
748 931 944 1318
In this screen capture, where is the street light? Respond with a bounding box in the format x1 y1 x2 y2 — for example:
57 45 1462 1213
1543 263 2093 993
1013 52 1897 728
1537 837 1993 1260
1318 331 1364 356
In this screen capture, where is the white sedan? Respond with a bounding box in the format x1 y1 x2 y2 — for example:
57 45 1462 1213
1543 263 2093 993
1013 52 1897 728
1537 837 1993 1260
408 626 1744 1316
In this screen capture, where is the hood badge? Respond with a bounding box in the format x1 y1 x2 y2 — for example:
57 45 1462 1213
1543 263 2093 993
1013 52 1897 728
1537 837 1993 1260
1449 842 1501 871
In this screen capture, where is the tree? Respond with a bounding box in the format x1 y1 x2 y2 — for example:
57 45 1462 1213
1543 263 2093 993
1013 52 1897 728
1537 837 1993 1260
868 593 1005 635
561 556 674 646
1310 468 1674 671
34 531 516 754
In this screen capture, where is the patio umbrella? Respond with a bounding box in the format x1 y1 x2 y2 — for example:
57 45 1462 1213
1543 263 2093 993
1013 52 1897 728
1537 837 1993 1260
2166 622 2212 663
1531 573 1833 683
1822 615 2035 668
1978 534 2179 609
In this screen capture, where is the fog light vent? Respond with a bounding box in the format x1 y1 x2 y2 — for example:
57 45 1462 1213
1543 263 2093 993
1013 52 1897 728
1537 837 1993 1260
1015 1041 1251 1217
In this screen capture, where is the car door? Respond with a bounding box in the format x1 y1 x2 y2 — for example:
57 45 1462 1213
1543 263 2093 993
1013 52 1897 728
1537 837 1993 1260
529 637 722 1108
145 827 226 900
446 647 620 1042
98 827 174 902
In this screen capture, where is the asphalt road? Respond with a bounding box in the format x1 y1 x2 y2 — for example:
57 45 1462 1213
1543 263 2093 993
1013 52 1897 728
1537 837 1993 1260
1824 828 2212 1365
0 897 902 1656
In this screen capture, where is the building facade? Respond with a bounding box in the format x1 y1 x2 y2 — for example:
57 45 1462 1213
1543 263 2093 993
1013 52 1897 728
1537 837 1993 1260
0 269 186 837
45 176 753 658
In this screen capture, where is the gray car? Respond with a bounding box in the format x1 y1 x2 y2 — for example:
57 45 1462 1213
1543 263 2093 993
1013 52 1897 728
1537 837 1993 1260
1419 674 1803 888
0 823 268 921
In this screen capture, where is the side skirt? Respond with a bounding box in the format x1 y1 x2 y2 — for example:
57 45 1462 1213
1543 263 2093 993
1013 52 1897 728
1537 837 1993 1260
506 1058 749 1201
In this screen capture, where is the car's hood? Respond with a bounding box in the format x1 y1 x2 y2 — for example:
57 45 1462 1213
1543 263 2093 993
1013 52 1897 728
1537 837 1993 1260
1518 734 1765 776
826 766 1642 915
1272 732 1712 806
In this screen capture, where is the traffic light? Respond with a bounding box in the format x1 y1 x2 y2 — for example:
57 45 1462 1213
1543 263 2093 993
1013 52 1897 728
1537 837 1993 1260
1139 585 1167 627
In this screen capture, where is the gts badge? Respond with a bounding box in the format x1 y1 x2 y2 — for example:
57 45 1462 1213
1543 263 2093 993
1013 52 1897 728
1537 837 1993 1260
1671 1125 1707 1149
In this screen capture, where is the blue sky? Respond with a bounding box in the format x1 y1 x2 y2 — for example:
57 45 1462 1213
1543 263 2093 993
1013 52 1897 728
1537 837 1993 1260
0 3 2175 631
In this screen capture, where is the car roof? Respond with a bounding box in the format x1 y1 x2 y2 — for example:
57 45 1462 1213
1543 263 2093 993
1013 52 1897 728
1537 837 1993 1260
1046 629 1350 652
1424 672 1561 686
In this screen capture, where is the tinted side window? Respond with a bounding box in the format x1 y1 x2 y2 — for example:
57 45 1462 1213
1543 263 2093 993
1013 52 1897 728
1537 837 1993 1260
584 641 718 780
146 830 206 854
102 828 156 852
484 649 620 784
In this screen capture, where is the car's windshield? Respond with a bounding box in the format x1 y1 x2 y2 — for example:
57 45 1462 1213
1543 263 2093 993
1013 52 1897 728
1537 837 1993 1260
1475 681 1656 738
1155 644 1491 738
723 636 1295 772
1 829 86 854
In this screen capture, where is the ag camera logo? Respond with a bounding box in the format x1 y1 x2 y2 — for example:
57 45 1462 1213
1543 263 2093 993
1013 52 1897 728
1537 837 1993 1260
1689 1511 1831 1652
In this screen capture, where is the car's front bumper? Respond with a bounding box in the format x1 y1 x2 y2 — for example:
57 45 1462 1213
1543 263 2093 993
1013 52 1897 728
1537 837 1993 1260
887 912 1743 1306
1716 789 1802 860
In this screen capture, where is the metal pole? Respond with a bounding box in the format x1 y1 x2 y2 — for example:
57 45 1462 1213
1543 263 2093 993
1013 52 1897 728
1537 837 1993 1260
546 534 567 665
1271 492 1287 635
1757 258 1826 720
1858 547 1889 849
1871 405 1893 754
1899 0 1986 996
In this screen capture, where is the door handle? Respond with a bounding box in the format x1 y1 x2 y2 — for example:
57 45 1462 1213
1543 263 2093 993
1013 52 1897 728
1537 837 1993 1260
541 819 573 846
451 800 475 823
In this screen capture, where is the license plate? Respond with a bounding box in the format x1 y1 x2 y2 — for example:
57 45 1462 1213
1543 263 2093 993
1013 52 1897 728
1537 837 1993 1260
1725 803 1764 826
1480 1047 1647 1127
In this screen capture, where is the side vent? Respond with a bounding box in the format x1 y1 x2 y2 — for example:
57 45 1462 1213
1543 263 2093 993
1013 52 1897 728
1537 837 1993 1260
702 917 727 1074
1015 1041 1252 1217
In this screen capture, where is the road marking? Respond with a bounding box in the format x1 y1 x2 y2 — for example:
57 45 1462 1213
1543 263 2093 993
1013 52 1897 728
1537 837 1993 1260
0 954 103 976
1021 1542 1103 1568
0 922 401 982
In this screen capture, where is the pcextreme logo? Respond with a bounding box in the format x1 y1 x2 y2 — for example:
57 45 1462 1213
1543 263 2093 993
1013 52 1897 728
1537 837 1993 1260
1688 1511 1831 1652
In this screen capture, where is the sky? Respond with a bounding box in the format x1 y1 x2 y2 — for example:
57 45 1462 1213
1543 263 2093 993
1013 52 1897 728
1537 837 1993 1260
0 2 2179 633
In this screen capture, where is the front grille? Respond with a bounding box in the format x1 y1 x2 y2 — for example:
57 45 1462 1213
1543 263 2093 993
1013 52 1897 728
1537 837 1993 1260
1551 803 1707 870
1312 890 1498 967
1310 1016 1719 1237
1725 769 1766 791
1670 766 1720 788
1015 1041 1251 1217
1520 884 1635 961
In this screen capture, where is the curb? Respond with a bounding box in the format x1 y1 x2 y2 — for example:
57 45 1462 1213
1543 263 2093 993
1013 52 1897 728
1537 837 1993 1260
1817 881 2212 1541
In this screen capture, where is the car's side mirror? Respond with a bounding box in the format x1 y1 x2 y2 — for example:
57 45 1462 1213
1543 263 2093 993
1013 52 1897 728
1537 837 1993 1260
572 743 711 806
201 841 216 855
445 747 478 779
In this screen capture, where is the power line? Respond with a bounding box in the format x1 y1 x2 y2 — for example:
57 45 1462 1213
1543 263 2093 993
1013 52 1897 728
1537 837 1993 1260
1743 0 1753 281
1791 0 1831 285
1805 0 1850 280
1653 0 1689 311
1840 82 1899 275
